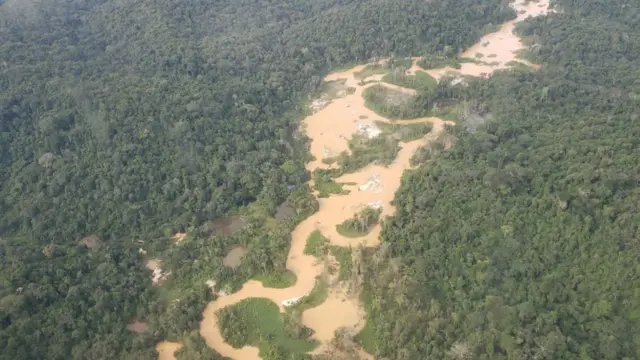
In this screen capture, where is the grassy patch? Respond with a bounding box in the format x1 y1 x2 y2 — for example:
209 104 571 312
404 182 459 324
321 157 337 165
304 230 329 257
417 54 462 69
217 298 316 358
506 60 536 72
313 172 350 197
314 135 400 178
362 85 416 119
335 226 369 238
254 271 297 288
416 54 484 69
330 246 353 281
458 56 483 64
287 278 329 318
354 320 377 354
382 70 437 91
354 64 389 80
336 134 400 172
356 79 379 86
336 207 381 238
374 121 433 142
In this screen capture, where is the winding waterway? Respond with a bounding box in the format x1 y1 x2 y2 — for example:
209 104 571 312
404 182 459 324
155 0 553 358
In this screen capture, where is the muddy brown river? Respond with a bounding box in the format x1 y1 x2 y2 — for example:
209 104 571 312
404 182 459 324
155 0 553 358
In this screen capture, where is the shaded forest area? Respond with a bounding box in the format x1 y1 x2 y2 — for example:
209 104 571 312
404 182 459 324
361 0 640 359
0 0 513 244
0 0 514 359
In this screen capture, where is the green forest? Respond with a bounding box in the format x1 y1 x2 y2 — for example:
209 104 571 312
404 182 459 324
360 0 640 359
0 0 514 359
2 0 639 359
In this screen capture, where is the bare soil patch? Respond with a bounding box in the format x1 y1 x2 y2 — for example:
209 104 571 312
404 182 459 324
171 233 186 242
275 203 297 221
127 319 148 333
201 216 247 236
78 235 101 250
223 246 249 268
156 342 182 360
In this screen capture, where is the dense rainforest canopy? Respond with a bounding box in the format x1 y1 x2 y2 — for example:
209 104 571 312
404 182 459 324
0 0 515 359
362 0 640 359
0 0 513 243
3 0 639 359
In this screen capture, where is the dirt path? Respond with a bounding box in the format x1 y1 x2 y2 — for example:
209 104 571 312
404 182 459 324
157 1 552 359
156 342 182 360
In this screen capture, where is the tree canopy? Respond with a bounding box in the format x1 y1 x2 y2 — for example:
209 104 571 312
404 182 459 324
0 0 513 358
360 1 640 359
